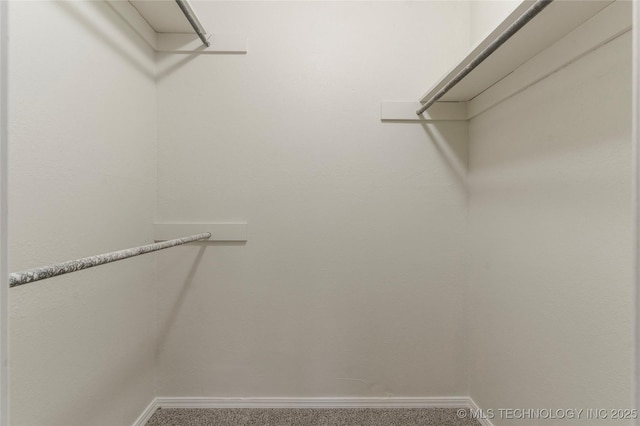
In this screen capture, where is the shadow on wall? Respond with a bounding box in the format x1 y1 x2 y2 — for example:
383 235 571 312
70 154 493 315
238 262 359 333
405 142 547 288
379 120 468 190
467 32 631 174
156 245 208 355
156 52 205 82
55 1 155 80
156 46 247 81
421 122 468 191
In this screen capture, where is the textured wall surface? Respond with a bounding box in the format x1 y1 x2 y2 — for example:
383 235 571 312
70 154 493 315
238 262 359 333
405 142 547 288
155 1 471 398
8 1 157 425
469 0 520 47
6 1 634 424
468 32 632 425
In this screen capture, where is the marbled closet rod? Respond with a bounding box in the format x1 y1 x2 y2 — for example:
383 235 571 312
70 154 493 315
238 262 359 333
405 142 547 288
9 232 211 288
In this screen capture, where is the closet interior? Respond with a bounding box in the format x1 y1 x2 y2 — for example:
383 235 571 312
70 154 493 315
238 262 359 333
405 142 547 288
1 0 636 425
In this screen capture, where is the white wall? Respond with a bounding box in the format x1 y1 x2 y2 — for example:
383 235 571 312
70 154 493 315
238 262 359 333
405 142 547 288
468 31 632 425
154 1 471 398
634 0 640 417
8 1 157 425
470 0 520 47
0 2 9 424
7 1 633 423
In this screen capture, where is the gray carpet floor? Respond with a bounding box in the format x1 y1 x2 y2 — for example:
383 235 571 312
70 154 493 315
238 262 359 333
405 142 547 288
145 408 481 425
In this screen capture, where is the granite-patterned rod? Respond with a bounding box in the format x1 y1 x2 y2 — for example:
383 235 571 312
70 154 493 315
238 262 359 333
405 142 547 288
416 0 553 115
175 0 211 47
9 232 211 288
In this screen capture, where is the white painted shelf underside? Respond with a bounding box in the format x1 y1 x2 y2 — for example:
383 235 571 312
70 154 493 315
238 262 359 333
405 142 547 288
105 0 247 53
381 0 631 122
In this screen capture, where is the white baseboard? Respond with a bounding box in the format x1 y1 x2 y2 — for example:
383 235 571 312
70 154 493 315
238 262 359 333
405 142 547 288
154 396 471 409
132 398 159 426
135 396 479 425
468 398 495 426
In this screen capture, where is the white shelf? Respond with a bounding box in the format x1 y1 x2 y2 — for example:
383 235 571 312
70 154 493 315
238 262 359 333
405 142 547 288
422 0 614 104
105 0 247 54
129 0 194 33
382 0 631 121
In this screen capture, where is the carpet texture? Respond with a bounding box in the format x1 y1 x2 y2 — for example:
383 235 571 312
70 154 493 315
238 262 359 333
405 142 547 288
145 408 481 425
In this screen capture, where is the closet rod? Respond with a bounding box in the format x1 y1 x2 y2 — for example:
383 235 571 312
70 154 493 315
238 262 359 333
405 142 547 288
416 0 553 116
9 232 211 288
175 0 211 47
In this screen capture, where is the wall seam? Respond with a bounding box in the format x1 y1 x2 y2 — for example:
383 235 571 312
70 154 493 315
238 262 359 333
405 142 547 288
152 48 160 401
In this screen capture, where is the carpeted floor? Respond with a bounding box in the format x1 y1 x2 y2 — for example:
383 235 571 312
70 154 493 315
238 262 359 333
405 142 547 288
145 408 481 425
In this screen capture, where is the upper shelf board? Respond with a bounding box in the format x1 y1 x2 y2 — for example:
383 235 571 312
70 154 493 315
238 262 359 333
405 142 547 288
106 0 247 53
381 0 630 122
421 0 615 104
129 0 193 33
